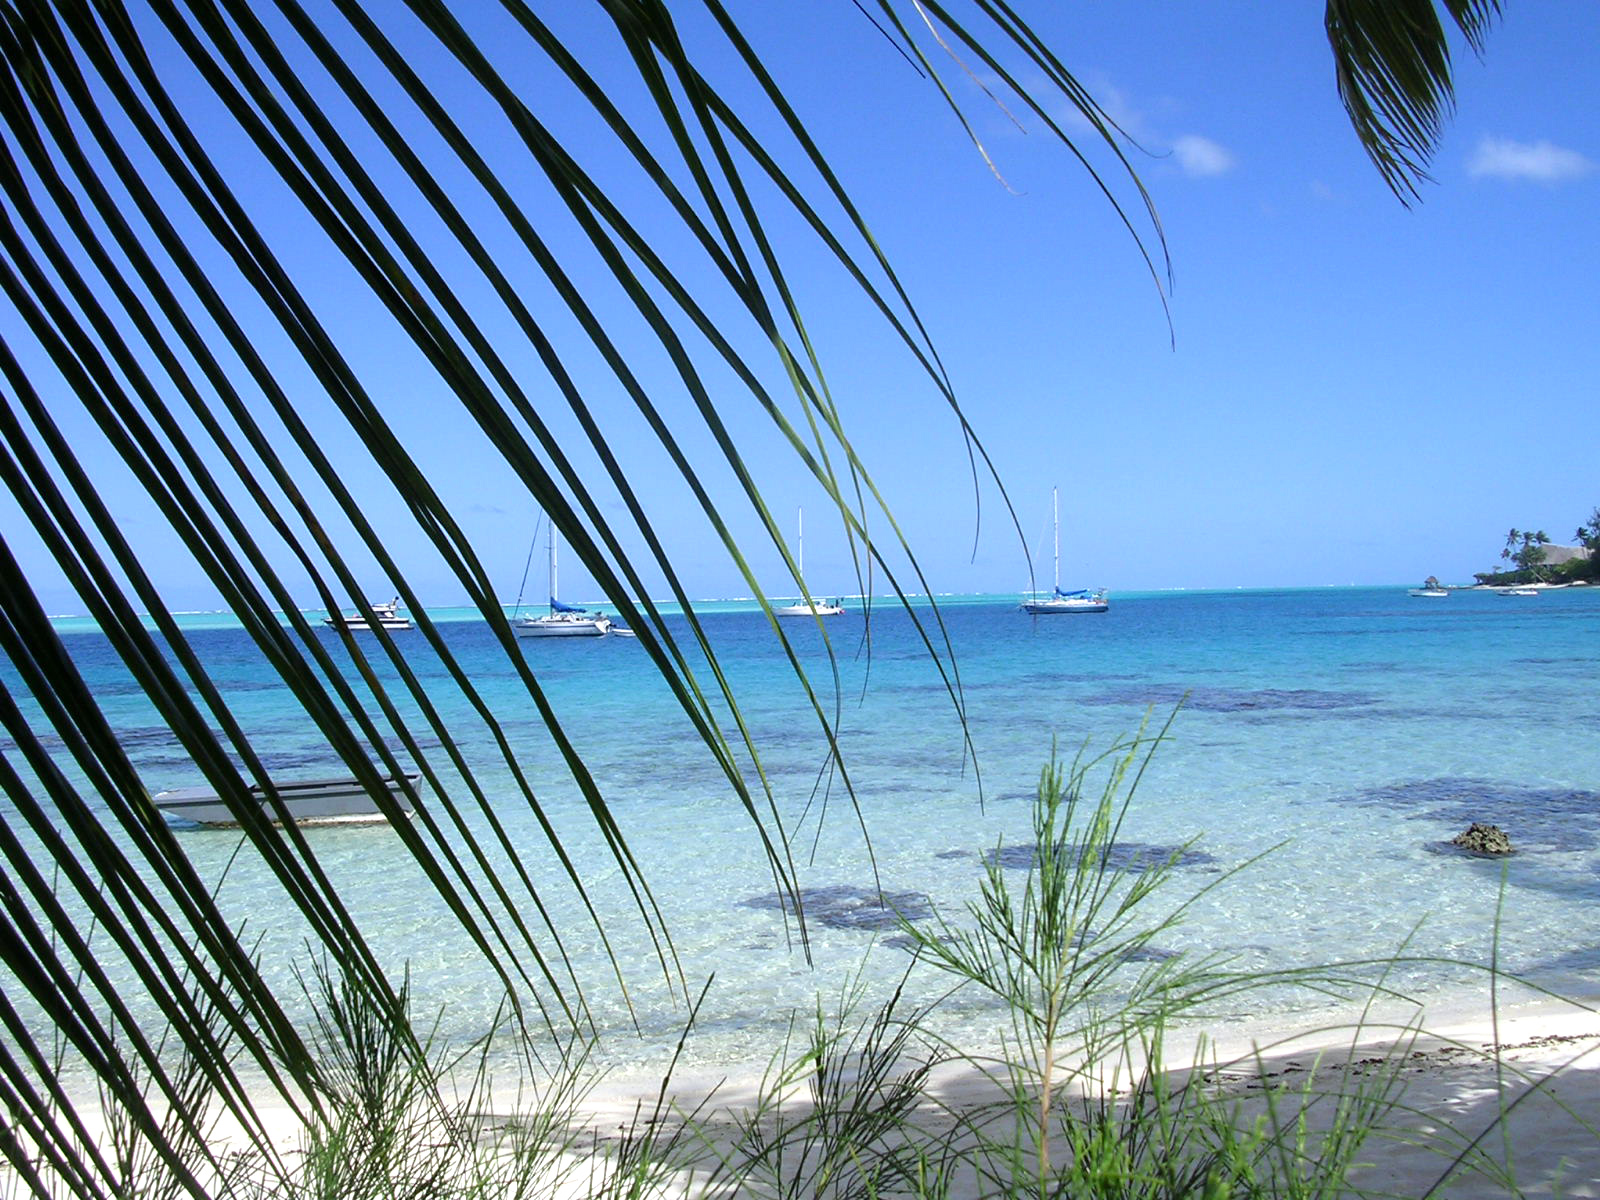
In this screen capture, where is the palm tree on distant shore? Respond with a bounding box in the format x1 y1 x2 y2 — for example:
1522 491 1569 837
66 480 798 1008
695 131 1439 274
0 3 1506 1193
1503 527 1523 566
1576 508 1600 553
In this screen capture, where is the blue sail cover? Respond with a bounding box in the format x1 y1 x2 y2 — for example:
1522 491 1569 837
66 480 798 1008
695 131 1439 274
1054 587 1091 598
550 596 584 613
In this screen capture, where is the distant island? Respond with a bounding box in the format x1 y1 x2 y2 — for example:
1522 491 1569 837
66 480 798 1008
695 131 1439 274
1472 508 1598 586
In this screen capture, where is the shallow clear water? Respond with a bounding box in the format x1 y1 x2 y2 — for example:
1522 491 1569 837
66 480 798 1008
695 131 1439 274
11 586 1600 1082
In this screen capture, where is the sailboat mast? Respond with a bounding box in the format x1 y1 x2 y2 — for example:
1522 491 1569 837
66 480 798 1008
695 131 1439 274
797 506 804 578
549 521 558 609
1052 486 1060 592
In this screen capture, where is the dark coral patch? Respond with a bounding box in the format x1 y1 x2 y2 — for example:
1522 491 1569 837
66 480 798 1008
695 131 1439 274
1083 684 1375 714
742 884 933 931
979 842 1217 872
884 929 1178 963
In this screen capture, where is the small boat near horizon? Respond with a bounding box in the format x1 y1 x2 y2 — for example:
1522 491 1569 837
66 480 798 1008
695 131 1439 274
775 507 845 617
1021 487 1108 615
155 773 418 827
1408 576 1448 598
515 521 612 638
324 597 412 631
1497 586 1540 597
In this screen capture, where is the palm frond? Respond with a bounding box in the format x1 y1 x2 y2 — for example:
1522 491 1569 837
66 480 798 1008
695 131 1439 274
1326 0 1502 201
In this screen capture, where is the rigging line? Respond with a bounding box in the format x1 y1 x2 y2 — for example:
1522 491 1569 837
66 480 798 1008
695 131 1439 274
511 511 545 619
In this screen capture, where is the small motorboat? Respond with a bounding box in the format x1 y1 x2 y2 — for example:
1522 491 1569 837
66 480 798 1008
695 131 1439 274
1409 576 1448 597
154 774 418 827
1497 587 1539 597
324 597 412 631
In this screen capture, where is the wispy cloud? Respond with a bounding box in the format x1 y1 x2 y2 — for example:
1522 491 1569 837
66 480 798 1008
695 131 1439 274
1468 136 1594 183
1016 72 1233 181
1171 134 1235 178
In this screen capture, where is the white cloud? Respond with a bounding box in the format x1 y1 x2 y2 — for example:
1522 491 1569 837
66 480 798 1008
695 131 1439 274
1468 136 1594 183
1171 134 1235 178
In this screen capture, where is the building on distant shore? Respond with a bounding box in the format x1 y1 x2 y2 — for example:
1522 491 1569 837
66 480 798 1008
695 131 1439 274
1540 544 1592 567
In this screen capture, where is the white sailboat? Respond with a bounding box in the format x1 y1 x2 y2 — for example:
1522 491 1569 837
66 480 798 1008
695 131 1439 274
1020 487 1108 615
515 521 611 638
774 507 844 617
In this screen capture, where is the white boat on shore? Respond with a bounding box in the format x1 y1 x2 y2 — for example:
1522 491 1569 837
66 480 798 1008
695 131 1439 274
1497 587 1539 597
515 522 611 637
775 508 845 617
324 597 411 631
1021 487 1108 615
155 774 418 827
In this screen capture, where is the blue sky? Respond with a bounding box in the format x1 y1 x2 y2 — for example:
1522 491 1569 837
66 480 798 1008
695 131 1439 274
7 3 1597 613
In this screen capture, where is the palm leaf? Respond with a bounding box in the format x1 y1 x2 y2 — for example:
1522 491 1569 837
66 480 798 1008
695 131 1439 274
1326 0 1501 200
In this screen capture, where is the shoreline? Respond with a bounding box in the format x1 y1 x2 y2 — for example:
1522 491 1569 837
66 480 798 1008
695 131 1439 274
40 986 1590 1199
501 989 1600 1199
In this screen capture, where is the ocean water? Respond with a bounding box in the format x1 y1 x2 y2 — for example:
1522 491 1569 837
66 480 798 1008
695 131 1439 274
13 586 1600 1084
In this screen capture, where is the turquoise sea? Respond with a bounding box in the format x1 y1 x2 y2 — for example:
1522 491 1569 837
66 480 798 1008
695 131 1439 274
14 586 1600 1084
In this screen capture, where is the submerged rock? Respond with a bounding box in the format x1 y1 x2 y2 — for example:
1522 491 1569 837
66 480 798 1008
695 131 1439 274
1338 778 1599 854
981 841 1217 872
885 928 1178 964
1449 822 1515 856
741 884 933 931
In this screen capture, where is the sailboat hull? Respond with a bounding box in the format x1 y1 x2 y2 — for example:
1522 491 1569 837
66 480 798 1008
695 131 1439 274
514 614 611 637
774 602 844 617
1021 596 1108 614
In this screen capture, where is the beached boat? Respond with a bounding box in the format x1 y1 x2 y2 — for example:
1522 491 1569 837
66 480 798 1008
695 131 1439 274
1021 488 1108 615
1497 587 1539 597
154 773 418 827
1409 576 1448 597
775 507 845 617
324 597 412 631
515 522 611 637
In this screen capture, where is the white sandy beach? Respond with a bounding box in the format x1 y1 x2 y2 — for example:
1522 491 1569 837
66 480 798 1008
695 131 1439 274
14 990 1597 1198
567 995 1600 1198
